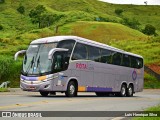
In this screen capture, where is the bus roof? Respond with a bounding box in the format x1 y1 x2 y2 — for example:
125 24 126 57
30 36 143 58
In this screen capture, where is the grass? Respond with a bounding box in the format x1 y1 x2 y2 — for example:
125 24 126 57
59 21 147 42
144 73 160 89
133 104 160 120
0 88 9 92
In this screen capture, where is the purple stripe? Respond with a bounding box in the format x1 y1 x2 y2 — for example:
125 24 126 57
21 75 38 81
87 87 112 92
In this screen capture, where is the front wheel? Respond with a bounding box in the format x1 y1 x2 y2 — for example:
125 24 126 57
65 81 77 97
40 91 49 97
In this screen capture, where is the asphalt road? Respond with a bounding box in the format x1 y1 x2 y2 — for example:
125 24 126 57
0 89 160 120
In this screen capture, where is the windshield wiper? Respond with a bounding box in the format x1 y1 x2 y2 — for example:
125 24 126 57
24 56 34 76
37 56 42 75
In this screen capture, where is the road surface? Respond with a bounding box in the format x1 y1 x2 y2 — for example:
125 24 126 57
0 89 160 120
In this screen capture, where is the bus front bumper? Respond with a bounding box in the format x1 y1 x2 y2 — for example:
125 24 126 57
20 80 52 92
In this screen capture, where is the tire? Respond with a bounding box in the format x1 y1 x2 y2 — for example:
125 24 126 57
118 84 127 97
96 92 110 97
65 81 77 97
126 85 133 97
40 91 49 97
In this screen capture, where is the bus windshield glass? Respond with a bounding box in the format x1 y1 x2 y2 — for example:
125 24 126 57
22 43 57 76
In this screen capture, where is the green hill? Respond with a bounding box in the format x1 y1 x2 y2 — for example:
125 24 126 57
0 0 160 38
59 21 147 42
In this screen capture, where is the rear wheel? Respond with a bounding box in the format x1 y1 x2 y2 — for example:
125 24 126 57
118 84 127 97
65 81 77 97
40 91 49 97
126 85 133 97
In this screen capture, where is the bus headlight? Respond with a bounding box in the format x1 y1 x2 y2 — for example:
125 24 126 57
42 76 58 82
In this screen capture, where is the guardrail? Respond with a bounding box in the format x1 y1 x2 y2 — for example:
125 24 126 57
144 65 160 81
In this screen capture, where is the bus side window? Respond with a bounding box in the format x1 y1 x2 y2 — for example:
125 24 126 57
53 53 63 73
72 43 88 60
112 52 122 66
131 56 137 68
57 40 75 55
53 52 68 73
101 49 112 64
88 46 101 62
122 54 131 67
137 58 143 69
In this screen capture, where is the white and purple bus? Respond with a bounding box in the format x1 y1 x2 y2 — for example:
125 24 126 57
15 36 144 97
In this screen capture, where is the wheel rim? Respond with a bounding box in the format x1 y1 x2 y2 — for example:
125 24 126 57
128 87 133 95
70 85 75 95
121 86 126 96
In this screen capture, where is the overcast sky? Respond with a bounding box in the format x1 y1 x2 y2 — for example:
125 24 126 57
99 0 160 5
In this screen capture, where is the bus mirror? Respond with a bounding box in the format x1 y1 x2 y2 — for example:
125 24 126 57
14 50 26 61
48 48 68 60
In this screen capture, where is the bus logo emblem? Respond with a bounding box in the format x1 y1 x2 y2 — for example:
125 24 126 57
132 70 137 80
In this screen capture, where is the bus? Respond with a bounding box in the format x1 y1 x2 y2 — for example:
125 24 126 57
15 36 144 97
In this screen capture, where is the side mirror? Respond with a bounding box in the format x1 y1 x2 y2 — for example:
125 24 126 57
14 50 26 61
48 48 68 60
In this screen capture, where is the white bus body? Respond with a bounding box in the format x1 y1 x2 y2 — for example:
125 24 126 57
15 36 144 97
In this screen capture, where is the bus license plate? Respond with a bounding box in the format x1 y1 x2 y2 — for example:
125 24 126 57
28 86 36 90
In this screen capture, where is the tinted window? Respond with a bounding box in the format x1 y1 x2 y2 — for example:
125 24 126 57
130 56 138 68
101 49 112 64
88 46 101 62
137 58 143 69
122 54 130 67
72 43 88 60
112 52 122 65
53 51 69 73
57 40 75 54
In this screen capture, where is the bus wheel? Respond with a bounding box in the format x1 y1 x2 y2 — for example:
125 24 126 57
126 85 133 97
65 81 77 97
40 91 49 97
119 84 127 97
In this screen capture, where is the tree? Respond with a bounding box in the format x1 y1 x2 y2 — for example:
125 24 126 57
115 9 123 16
142 24 156 35
39 13 55 28
0 0 5 3
17 5 25 15
0 24 3 30
122 17 140 30
29 5 46 27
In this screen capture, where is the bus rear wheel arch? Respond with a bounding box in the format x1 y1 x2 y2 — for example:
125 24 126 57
65 80 78 97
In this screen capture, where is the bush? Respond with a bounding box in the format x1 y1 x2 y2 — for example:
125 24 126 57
142 24 156 35
122 17 140 30
0 56 22 87
0 24 3 30
17 5 25 15
0 0 5 3
115 9 123 15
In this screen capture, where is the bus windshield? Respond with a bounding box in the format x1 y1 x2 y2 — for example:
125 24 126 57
22 43 57 76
